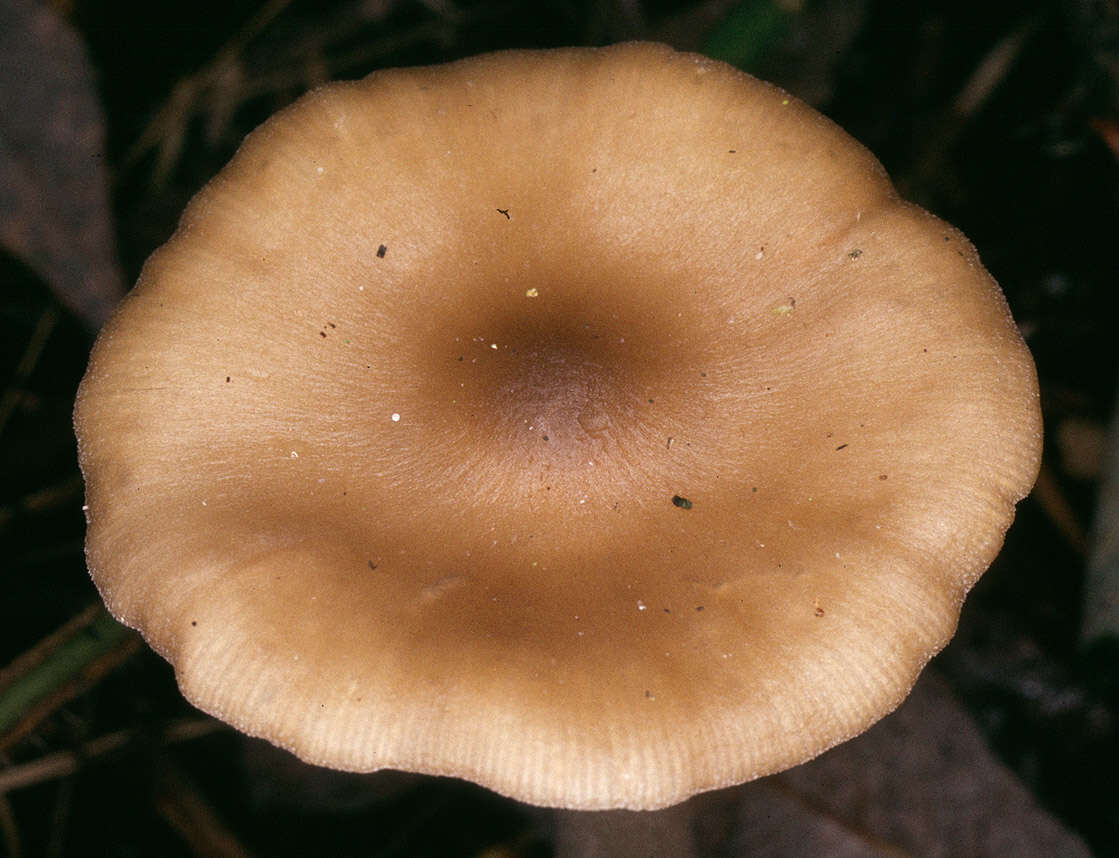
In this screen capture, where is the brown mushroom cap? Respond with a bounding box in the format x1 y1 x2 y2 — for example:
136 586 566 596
74 43 1041 810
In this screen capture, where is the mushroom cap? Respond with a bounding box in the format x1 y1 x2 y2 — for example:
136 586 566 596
74 43 1041 810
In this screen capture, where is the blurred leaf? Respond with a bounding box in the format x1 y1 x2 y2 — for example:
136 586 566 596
0 605 137 752
768 672 1093 857
554 673 1092 857
1085 381 1119 645
701 0 795 72
0 0 124 329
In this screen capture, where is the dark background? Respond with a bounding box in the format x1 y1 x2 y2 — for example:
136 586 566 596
2 0 1117 855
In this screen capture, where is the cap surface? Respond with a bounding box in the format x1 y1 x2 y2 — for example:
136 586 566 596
74 43 1042 810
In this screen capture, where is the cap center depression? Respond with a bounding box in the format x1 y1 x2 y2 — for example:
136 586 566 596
409 273 710 485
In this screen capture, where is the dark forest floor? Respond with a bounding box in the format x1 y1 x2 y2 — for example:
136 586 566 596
2 1 1117 855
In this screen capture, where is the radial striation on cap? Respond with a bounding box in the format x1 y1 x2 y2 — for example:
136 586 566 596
74 42 1042 810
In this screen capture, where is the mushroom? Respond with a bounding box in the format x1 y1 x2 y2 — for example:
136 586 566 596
74 43 1041 811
